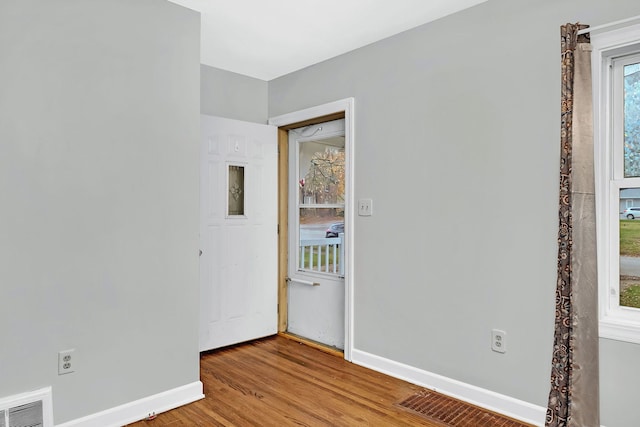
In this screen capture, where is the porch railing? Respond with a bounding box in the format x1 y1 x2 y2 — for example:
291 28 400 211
299 233 344 276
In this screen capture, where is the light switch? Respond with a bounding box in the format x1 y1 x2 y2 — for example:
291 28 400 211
358 199 373 216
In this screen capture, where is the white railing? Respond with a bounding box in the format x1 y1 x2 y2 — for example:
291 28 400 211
299 233 344 275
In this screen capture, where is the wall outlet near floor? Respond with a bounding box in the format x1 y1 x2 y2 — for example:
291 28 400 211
58 349 76 375
491 329 506 353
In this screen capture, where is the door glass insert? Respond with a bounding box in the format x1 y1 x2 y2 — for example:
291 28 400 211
228 165 245 216
298 136 345 275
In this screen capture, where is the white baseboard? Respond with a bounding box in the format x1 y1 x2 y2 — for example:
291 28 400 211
56 381 204 427
351 349 545 426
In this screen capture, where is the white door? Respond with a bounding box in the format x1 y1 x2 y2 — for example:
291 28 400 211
287 119 346 349
200 115 278 352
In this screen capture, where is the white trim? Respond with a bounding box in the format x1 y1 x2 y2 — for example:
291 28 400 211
600 318 640 344
592 23 640 344
269 98 355 362
268 99 353 128
591 23 640 59
0 387 53 427
578 15 640 35
351 349 545 426
56 381 204 427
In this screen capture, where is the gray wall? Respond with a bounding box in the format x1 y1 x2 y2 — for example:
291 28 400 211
0 0 201 423
201 64 268 123
269 1 640 426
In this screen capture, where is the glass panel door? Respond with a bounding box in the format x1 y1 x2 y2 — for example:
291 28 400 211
287 118 346 350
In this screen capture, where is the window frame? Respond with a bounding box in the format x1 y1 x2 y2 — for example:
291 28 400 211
288 119 346 278
593 23 640 344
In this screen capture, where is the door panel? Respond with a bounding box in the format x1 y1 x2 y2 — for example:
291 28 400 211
288 278 345 348
287 119 346 349
200 115 278 352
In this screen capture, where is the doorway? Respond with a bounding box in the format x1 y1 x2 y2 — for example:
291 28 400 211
287 119 346 349
269 98 355 360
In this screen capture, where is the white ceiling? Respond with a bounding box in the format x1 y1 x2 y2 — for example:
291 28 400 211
167 0 486 81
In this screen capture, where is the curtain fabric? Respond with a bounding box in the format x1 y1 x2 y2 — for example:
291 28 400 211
546 24 599 427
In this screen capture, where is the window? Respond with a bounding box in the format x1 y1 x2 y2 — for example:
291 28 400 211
291 120 346 276
594 23 640 343
227 164 245 216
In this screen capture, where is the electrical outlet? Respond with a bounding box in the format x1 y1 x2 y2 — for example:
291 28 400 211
491 329 506 353
58 349 75 375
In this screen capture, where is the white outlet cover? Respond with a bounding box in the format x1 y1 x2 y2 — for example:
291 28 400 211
58 349 75 375
491 330 506 353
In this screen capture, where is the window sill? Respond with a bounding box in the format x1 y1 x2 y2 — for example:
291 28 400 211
600 317 640 344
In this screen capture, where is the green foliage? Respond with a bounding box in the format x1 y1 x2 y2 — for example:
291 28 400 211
618 219 640 309
621 284 640 309
619 220 640 256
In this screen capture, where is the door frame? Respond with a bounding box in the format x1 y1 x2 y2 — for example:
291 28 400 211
269 98 355 361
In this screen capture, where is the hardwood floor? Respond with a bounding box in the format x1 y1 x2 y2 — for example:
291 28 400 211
127 336 532 426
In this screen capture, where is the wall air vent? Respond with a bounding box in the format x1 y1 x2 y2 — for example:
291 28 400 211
0 388 53 427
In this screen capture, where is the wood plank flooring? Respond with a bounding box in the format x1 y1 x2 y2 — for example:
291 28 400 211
127 336 533 426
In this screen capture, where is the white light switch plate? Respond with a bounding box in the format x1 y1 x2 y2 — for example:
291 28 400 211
358 199 373 216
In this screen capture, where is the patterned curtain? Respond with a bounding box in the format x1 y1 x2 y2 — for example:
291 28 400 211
546 23 599 427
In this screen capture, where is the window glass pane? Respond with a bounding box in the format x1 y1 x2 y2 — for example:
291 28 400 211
228 165 244 216
623 61 640 177
620 188 640 309
298 138 345 205
298 207 344 274
297 137 345 275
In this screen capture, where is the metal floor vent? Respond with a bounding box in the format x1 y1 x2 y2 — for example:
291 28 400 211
3 401 43 427
397 390 532 427
0 388 52 427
